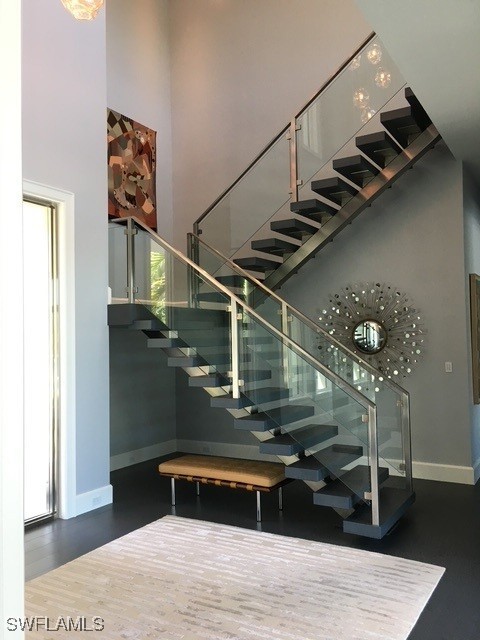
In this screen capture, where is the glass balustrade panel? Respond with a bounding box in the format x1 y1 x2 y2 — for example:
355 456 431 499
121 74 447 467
297 37 405 187
127 226 235 381
108 222 129 302
193 235 283 330
237 308 382 512
198 133 290 259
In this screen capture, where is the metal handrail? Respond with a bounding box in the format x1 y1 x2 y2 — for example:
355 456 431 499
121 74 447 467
193 31 375 232
111 216 374 411
188 231 410 401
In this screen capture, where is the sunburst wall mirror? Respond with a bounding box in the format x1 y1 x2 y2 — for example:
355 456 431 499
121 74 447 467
318 283 425 379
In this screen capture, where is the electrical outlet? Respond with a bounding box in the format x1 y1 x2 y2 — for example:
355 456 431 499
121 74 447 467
445 361 453 373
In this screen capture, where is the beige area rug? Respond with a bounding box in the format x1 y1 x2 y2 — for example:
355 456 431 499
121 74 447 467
25 515 444 640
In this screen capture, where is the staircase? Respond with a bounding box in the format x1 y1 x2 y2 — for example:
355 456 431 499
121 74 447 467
107 35 428 539
210 86 439 290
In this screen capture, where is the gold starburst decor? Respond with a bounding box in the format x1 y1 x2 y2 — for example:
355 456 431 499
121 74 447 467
318 283 425 379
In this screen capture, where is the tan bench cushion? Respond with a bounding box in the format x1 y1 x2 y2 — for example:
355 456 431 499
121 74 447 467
158 455 285 488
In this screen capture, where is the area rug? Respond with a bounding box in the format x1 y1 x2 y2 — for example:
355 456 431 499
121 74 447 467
25 515 444 640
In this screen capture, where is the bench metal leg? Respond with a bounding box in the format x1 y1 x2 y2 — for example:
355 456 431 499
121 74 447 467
256 491 261 522
278 486 283 511
196 481 200 496
171 478 176 506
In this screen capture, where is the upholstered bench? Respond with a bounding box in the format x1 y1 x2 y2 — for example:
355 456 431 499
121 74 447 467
158 454 292 521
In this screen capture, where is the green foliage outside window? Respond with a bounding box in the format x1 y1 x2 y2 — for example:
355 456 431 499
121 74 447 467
151 251 166 323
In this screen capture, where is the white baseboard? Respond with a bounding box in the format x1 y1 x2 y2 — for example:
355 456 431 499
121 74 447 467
110 440 177 471
110 439 479 485
76 484 113 517
176 439 277 462
412 460 475 485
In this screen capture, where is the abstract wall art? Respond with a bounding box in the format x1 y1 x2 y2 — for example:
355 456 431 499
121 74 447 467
107 109 157 230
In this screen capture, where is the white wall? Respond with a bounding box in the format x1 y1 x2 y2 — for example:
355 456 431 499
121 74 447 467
169 0 372 251
0 0 24 630
22 0 110 507
106 0 174 242
281 143 474 480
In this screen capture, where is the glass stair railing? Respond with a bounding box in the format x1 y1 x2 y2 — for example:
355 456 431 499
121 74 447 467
109 217 415 538
189 231 412 486
193 35 440 291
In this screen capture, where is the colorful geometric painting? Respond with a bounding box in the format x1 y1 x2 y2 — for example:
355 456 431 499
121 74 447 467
107 109 157 230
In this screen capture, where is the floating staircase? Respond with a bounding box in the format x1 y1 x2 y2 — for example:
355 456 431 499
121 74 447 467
218 87 441 291
108 36 424 539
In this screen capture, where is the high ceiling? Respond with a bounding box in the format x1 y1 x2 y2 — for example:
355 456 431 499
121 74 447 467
356 0 480 185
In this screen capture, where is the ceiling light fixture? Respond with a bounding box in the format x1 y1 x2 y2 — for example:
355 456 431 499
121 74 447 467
60 0 104 21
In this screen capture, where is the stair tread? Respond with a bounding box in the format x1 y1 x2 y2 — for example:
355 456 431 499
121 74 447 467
381 106 423 147
332 154 379 187
343 488 415 538
311 176 358 206
259 423 338 455
285 456 329 481
312 443 364 470
188 374 228 388
147 337 186 348
290 199 337 216
251 238 298 255
355 130 402 168
270 218 318 239
234 257 280 272
234 403 314 431
315 464 389 499
404 87 431 130
211 394 253 409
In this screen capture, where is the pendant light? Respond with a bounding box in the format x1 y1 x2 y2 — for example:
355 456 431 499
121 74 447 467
60 0 104 21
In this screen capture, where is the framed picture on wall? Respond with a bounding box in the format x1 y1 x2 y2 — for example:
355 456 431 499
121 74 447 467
107 108 157 230
469 274 480 404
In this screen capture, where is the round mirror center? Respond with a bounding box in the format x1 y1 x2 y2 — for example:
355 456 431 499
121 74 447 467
353 319 387 354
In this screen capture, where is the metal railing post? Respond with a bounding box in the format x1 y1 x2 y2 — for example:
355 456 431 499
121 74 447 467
368 405 380 527
281 301 291 391
125 218 137 303
287 119 302 202
187 233 199 308
230 298 240 399
401 392 413 492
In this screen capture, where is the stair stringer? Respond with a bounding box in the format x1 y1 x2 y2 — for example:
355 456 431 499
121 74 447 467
263 123 441 291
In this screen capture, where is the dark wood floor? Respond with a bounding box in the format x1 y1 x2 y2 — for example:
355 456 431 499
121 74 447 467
25 457 480 640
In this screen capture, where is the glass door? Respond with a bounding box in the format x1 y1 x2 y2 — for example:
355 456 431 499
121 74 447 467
23 198 58 525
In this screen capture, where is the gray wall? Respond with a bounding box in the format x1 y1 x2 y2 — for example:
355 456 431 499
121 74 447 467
281 143 472 469
355 0 480 184
109 329 176 461
169 0 371 252
106 0 174 242
463 171 480 468
175 370 255 448
23 0 110 496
